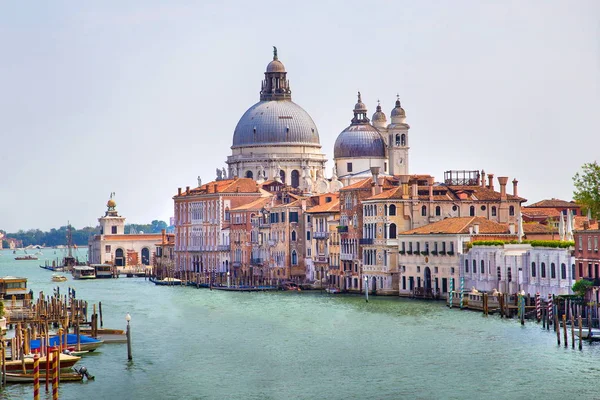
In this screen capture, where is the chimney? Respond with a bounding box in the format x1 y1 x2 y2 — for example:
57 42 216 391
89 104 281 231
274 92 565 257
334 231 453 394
498 177 508 200
186 186 190 194
161 228 166 244
428 177 434 201
411 182 418 199
512 179 518 197
473 223 480 235
178 187 182 196
509 223 515 234
583 221 590 230
370 167 382 195
399 175 410 199
481 170 486 187
487 174 494 190
213 184 218 193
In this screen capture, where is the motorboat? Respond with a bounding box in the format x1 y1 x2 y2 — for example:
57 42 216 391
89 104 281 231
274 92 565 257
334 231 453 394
150 277 182 286
52 274 68 282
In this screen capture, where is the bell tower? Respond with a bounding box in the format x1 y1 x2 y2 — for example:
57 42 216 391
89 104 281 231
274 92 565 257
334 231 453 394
99 193 126 235
388 95 410 175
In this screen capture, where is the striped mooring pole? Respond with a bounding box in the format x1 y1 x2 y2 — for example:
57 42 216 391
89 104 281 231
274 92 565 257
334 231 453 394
449 278 454 308
459 276 464 309
52 349 58 400
535 293 541 322
33 354 40 400
548 294 553 324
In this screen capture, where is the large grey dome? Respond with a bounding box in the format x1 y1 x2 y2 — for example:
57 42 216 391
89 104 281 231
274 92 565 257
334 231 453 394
334 124 386 159
232 101 321 148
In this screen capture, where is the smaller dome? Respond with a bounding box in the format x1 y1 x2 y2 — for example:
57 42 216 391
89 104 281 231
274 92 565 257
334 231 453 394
372 102 387 122
334 124 386 159
107 199 116 208
390 97 405 118
266 59 286 73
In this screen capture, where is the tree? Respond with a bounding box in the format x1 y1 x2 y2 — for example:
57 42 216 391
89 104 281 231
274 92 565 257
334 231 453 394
573 161 600 219
572 279 593 297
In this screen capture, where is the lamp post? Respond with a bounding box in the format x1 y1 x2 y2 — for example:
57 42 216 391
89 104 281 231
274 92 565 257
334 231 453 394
364 276 369 303
125 313 132 361
227 271 230 288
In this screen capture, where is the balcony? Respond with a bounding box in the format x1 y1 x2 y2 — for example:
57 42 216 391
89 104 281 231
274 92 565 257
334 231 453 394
232 261 242 267
268 240 276 246
314 231 329 239
315 256 329 264
250 258 264 265
340 253 355 261
359 238 374 245
259 222 270 228
337 226 348 233
217 245 230 251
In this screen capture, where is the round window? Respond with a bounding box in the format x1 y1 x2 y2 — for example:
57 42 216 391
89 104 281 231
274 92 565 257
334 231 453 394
452 205 458 211
481 205 486 211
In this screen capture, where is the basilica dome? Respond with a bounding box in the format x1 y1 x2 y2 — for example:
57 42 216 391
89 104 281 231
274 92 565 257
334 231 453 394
334 124 386 158
232 100 321 148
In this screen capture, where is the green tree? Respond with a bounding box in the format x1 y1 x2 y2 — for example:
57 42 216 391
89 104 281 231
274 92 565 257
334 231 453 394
573 161 600 219
572 279 593 297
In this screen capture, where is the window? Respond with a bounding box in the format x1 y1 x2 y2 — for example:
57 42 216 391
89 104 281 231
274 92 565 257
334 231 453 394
389 204 396 216
225 208 230 221
531 262 536 277
389 223 397 239
111 226 117 234
473 260 476 273
508 267 512 282
291 251 298 266
561 263 567 279
480 260 485 274
289 212 299 223
509 206 515 216
105 245 111 252
395 134 401 146
572 264 576 279
588 237 592 251
541 262 546 278
421 205 427 216
551 263 556 279
401 134 406 146
281 212 285 223
578 236 583 250
497 267 501 281
469 206 475 217
481 205 486 211
465 260 469 273
291 170 300 188
491 206 497 217
245 170 253 179
435 206 441 216
291 231 297 241
347 162 353 172
307 231 311 241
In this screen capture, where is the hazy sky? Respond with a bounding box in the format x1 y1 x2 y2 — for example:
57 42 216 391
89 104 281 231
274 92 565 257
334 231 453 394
1 1 598 232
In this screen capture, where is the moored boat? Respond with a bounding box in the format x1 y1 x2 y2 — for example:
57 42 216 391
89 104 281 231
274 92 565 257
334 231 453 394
72 266 96 280
325 287 341 294
150 277 182 286
2 371 84 383
4 353 80 372
30 333 104 352
92 264 114 279
0 276 28 300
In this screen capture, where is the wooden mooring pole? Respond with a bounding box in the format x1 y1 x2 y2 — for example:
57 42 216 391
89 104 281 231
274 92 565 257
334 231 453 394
571 312 575 349
562 314 567 347
578 315 583 350
555 312 560 346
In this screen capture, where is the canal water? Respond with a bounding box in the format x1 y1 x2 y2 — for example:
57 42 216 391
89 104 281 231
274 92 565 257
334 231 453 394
1 248 599 400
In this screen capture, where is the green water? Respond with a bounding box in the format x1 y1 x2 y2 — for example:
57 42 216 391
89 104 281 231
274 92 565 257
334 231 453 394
1 248 599 400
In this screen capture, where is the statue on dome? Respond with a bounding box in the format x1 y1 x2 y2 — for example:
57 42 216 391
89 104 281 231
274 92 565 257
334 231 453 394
216 168 222 181
222 167 227 179
273 46 278 59
197 176 202 187
231 165 238 178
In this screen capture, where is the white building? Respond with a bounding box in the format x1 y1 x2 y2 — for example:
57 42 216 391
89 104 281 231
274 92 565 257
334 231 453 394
461 244 575 297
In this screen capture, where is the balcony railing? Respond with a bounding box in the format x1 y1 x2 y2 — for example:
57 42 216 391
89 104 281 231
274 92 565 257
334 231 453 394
250 258 264 265
337 226 348 233
217 245 230 251
340 253 355 261
314 231 329 239
232 261 242 267
359 238 374 245
315 256 329 263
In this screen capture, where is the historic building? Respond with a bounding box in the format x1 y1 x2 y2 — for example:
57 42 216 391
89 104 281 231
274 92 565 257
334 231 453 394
226 48 327 191
574 218 600 284
88 196 165 267
304 193 340 285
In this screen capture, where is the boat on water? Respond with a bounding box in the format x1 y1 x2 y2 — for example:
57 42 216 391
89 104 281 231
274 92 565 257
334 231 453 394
40 223 86 272
72 266 96 280
0 276 28 300
150 277 182 286
14 255 38 261
325 287 341 294
2 370 86 383
4 353 80 372
92 264 114 279
30 333 104 352
51 274 68 282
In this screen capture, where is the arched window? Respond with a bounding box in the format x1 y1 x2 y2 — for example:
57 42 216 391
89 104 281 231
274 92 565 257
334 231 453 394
473 260 477 273
508 267 512 282
561 263 567 279
531 262 536 277
279 170 286 184
491 206 497 217
541 262 546 278
389 204 396 216
421 205 427 216
141 248 150 265
551 263 556 279
572 264 576 278
291 251 297 266
435 206 441 216
465 259 469 273
291 231 297 241
115 248 125 267
395 134 401 146
401 134 406 146
470 206 475 216
389 223 397 239
497 266 501 281
509 206 515 216
480 260 485 274
291 170 300 188
245 170 253 179
384 205 388 216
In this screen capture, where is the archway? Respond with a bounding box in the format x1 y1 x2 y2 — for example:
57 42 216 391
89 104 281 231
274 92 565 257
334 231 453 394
371 276 377 294
141 248 150 265
424 266 432 291
115 248 125 267
279 170 286 184
291 170 300 188
245 170 253 179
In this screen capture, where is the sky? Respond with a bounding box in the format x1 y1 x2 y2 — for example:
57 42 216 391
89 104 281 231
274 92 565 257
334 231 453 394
0 0 598 232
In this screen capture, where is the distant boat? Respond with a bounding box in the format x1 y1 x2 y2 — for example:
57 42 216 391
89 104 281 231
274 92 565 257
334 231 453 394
325 287 341 294
14 255 38 261
52 274 68 282
150 277 182 286
72 266 96 280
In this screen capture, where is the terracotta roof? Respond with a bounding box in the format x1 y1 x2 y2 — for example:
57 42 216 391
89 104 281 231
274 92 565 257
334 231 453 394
574 216 600 230
365 186 402 200
340 177 397 192
521 208 561 218
522 222 556 233
399 217 513 235
175 178 261 197
230 196 272 212
306 199 340 213
102 234 163 241
527 199 579 208
445 186 525 202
